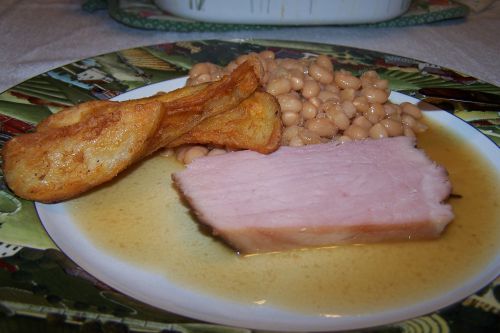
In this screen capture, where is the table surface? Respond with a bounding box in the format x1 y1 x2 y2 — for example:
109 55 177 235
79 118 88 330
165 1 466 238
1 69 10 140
1 0 500 93
1 1 499 333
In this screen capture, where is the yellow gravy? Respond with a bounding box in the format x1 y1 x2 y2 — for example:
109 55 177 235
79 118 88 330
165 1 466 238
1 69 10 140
67 121 500 315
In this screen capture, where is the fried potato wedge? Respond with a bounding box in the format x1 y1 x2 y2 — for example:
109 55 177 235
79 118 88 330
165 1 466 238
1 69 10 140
169 92 282 154
144 58 263 154
2 102 165 203
2 59 265 203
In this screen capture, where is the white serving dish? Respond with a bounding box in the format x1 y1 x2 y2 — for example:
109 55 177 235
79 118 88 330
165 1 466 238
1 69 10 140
154 0 412 25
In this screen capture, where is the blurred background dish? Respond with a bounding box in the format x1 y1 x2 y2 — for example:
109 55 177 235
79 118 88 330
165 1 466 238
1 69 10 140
154 0 412 25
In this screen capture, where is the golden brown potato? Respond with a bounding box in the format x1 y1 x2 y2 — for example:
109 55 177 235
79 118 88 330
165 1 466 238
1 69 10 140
169 92 282 154
144 57 264 154
2 101 165 203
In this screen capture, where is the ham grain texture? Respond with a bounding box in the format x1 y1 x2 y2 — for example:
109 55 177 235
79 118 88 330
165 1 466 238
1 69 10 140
172 137 454 254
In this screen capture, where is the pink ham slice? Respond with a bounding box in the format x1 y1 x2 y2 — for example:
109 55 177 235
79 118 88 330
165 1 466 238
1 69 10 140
172 137 454 254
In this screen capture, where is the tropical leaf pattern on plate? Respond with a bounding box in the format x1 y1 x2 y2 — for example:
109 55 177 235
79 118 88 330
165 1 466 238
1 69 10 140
0 40 498 333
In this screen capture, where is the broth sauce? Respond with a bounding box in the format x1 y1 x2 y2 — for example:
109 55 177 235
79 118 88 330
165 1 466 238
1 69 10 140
67 121 500 315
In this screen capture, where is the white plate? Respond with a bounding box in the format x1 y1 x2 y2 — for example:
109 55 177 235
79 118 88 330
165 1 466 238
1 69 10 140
37 79 500 332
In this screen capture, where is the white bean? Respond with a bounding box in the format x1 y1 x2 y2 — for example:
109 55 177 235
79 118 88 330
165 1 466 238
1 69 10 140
267 78 292 96
301 101 318 120
282 111 300 127
309 63 334 84
183 146 209 164
278 94 302 113
316 54 333 71
306 118 337 138
302 80 320 98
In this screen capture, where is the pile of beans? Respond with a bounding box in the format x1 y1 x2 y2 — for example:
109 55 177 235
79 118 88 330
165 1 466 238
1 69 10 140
173 50 427 164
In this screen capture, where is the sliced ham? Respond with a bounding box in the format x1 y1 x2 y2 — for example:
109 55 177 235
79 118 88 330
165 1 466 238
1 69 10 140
172 137 454 254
